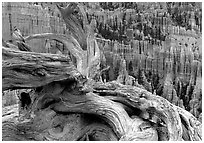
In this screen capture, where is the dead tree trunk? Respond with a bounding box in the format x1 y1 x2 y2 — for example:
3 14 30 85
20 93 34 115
2 46 202 141
2 2 202 141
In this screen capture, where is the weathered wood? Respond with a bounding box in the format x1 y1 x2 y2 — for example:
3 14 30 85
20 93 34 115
2 46 82 91
4 79 202 141
175 106 202 141
2 110 118 141
2 39 20 50
2 2 202 141
56 3 87 50
56 3 101 78
2 46 202 141
90 81 202 140
3 49 200 140
25 32 100 79
25 33 87 74
7 81 158 141
90 81 182 140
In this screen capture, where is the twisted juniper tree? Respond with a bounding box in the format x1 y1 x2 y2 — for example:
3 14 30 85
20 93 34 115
2 3 202 141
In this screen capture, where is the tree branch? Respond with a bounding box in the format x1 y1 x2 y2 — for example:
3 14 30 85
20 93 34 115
25 33 88 74
56 3 87 50
2 47 82 91
25 33 84 55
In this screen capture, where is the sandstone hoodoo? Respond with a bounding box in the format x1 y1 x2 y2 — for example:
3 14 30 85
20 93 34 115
2 2 202 141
